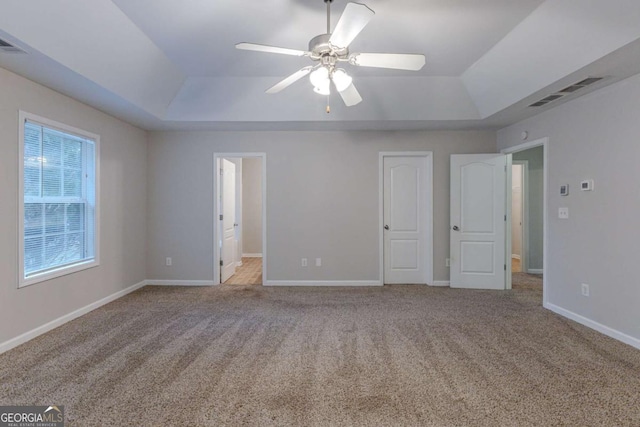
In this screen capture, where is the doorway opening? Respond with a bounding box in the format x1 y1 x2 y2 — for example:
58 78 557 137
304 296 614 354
511 162 526 273
213 153 266 286
504 141 546 300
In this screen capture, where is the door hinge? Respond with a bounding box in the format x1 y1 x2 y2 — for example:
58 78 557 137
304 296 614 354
504 264 507 271
504 214 507 221
219 214 223 220
220 260 223 266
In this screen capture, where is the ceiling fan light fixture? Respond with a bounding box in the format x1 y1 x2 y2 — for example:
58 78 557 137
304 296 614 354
310 67 331 95
313 81 331 96
309 66 329 87
332 68 352 92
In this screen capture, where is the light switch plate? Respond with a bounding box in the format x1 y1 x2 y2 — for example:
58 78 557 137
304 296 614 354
581 179 594 191
558 207 569 219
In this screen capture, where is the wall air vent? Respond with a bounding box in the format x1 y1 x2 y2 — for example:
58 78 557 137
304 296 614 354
529 77 605 108
539 94 564 103
529 94 564 107
529 101 549 107
0 38 26 54
558 77 604 94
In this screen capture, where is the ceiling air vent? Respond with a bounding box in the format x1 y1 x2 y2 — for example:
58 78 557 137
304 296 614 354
0 38 26 54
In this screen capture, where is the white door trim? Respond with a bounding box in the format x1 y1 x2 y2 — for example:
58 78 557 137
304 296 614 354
501 138 548 305
379 152 434 285
213 153 267 285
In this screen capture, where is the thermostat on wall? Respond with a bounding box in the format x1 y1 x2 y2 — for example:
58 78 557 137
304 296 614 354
580 179 594 191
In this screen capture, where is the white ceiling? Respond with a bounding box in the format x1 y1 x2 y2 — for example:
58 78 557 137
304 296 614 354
0 0 639 131
111 0 545 77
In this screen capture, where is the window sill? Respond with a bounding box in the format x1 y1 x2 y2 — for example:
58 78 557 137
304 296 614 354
19 259 99 288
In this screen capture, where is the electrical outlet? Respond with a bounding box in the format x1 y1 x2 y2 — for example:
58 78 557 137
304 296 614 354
446 258 451 267
316 258 322 267
166 257 172 266
558 207 569 219
301 258 308 267
581 283 590 297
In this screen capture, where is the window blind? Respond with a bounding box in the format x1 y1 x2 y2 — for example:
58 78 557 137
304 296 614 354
23 120 96 277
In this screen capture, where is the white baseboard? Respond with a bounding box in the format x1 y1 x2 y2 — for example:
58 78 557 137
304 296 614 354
527 269 543 275
511 254 521 260
544 302 640 350
264 280 382 287
0 280 147 355
242 253 262 258
236 261 243 267
432 281 450 287
146 280 215 287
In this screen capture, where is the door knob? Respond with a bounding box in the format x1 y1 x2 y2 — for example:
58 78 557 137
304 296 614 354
384 225 389 230
452 225 459 231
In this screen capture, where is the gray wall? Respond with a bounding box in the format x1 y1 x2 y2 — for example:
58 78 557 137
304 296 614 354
146 130 496 282
513 146 544 271
242 157 262 255
0 67 147 344
498 73 640 343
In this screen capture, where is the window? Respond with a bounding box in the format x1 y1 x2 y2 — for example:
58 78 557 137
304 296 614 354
19 112 99 287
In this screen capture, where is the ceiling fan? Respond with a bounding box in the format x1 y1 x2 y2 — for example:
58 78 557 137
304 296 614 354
236 0 426 110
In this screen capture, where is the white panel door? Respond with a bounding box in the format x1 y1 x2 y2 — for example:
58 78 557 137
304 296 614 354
384 156 431 284
450 154 506 289
221 159 236 283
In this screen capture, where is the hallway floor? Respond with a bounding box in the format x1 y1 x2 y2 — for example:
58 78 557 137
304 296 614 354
224 257 262 285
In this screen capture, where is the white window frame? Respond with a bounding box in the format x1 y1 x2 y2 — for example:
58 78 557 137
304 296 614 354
18 111 101 288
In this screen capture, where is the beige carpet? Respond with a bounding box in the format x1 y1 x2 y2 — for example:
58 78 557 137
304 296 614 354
1 284 639 426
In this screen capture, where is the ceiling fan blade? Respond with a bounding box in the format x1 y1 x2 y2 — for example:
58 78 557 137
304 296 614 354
266 66 315 94
236 42 307 57
333 80 363 107
351 53 426 71
329 3 375 49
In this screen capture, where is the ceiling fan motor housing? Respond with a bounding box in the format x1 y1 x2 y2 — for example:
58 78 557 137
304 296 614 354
309 34 349 60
